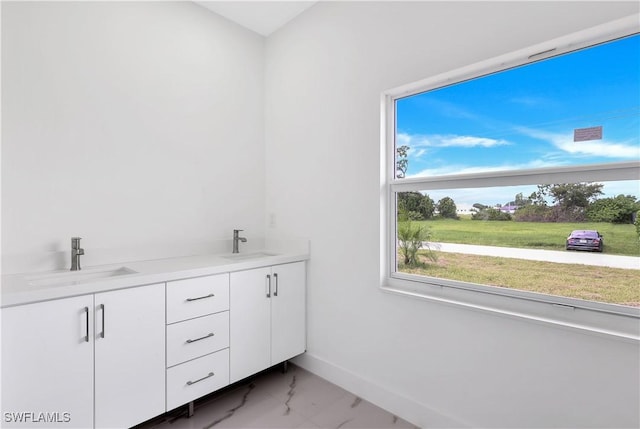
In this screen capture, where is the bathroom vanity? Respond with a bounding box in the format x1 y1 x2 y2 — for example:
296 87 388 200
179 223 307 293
1 251 307 428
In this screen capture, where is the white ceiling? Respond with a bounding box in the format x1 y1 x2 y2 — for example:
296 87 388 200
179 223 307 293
195 1 318 37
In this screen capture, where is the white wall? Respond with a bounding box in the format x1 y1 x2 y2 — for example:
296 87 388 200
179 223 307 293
3 2 639 427
1 2 265 272
265 2 640 428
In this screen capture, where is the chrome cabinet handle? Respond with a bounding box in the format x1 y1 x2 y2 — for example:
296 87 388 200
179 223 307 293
100 304 105 338
84 307 90 343
266 274 271 298
273 273 278 297
187 372 214 386
186 332 214 343
186 293 215 302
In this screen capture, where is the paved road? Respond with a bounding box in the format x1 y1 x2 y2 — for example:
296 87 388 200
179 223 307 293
425 242 640 270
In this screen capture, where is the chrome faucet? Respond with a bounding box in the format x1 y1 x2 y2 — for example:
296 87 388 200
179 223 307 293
71 237 84 271
232 229 247 254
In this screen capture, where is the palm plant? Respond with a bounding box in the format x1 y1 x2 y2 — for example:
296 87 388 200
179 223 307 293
397 209 438 266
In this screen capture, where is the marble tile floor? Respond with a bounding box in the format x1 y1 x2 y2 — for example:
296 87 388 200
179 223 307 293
135 363 420 429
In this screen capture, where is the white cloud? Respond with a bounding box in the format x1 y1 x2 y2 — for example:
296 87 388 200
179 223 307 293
396 133 412 146
397 132 510 150
439 135 509 148
559 139 639 159
413 148 427 158
407 159 564 178
517 128 640 159
398 127 639 180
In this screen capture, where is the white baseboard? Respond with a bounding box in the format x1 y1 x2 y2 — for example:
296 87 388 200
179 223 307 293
291 352 470 429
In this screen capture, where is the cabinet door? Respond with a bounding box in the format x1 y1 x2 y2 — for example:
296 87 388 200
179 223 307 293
94 284 165 429
271 262 306 364
1 296 94 429
229 267 271 383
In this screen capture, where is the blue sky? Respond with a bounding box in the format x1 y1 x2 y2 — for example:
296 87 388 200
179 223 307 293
396 34 639 207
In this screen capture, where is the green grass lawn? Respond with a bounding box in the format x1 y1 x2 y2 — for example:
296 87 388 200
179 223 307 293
402 218 640 256
399 252 640 307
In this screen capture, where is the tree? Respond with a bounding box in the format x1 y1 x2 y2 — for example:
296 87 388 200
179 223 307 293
514 192 532 206
529 189 545 206
396 145 409 178
525 182 604 222
587 195 640 224
419 194 435 219
437 196 458 219
549 182 603 222
398 192 435 220
549 183 603 211
532 185 551 206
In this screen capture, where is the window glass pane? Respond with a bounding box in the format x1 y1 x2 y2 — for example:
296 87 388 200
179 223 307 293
395 35 640 179
395 180 640 307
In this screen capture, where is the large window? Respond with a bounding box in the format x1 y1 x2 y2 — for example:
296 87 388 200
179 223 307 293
384 26 639 315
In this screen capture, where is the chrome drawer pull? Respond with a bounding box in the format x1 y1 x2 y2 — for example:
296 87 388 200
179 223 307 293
83 307 90 343
266 274 271 298
99 304 105 338
186 332 215 343
186 293 215 302
186 372 214 386
273 273 278 297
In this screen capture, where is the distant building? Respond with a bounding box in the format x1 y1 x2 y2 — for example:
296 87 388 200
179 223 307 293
456 203 477 215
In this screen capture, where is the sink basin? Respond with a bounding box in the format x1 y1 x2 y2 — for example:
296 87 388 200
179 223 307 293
221 252 279 261
26 266 138 288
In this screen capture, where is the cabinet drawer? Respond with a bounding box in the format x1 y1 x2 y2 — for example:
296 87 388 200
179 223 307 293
167 274 229 323
166 349 229 411
167 312 229 367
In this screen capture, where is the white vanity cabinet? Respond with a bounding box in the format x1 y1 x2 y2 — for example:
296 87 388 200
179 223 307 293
94 284 165 429
230 262 306 383
165 274 230 411
1 295 95 429
1 284 165 429
1 254 307 427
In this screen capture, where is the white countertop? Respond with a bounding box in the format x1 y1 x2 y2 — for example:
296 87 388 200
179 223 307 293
1 250 309 308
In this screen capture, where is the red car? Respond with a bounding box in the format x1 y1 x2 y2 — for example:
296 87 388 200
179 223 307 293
566 230 603 252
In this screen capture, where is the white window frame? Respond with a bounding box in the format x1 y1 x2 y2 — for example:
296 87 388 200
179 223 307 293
380 14 640 338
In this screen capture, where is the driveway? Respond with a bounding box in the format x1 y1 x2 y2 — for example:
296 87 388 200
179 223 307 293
426 242 640 270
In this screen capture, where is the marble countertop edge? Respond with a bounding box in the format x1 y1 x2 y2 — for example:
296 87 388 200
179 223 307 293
1 250 309 308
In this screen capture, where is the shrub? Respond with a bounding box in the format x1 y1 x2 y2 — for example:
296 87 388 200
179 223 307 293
405 211 423 221
513 205 551 222
397 221 437 266
513 204 586 222
587 195 640 224
471 207 512 221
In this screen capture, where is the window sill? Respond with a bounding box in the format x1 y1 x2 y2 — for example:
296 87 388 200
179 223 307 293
381 276 640 342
